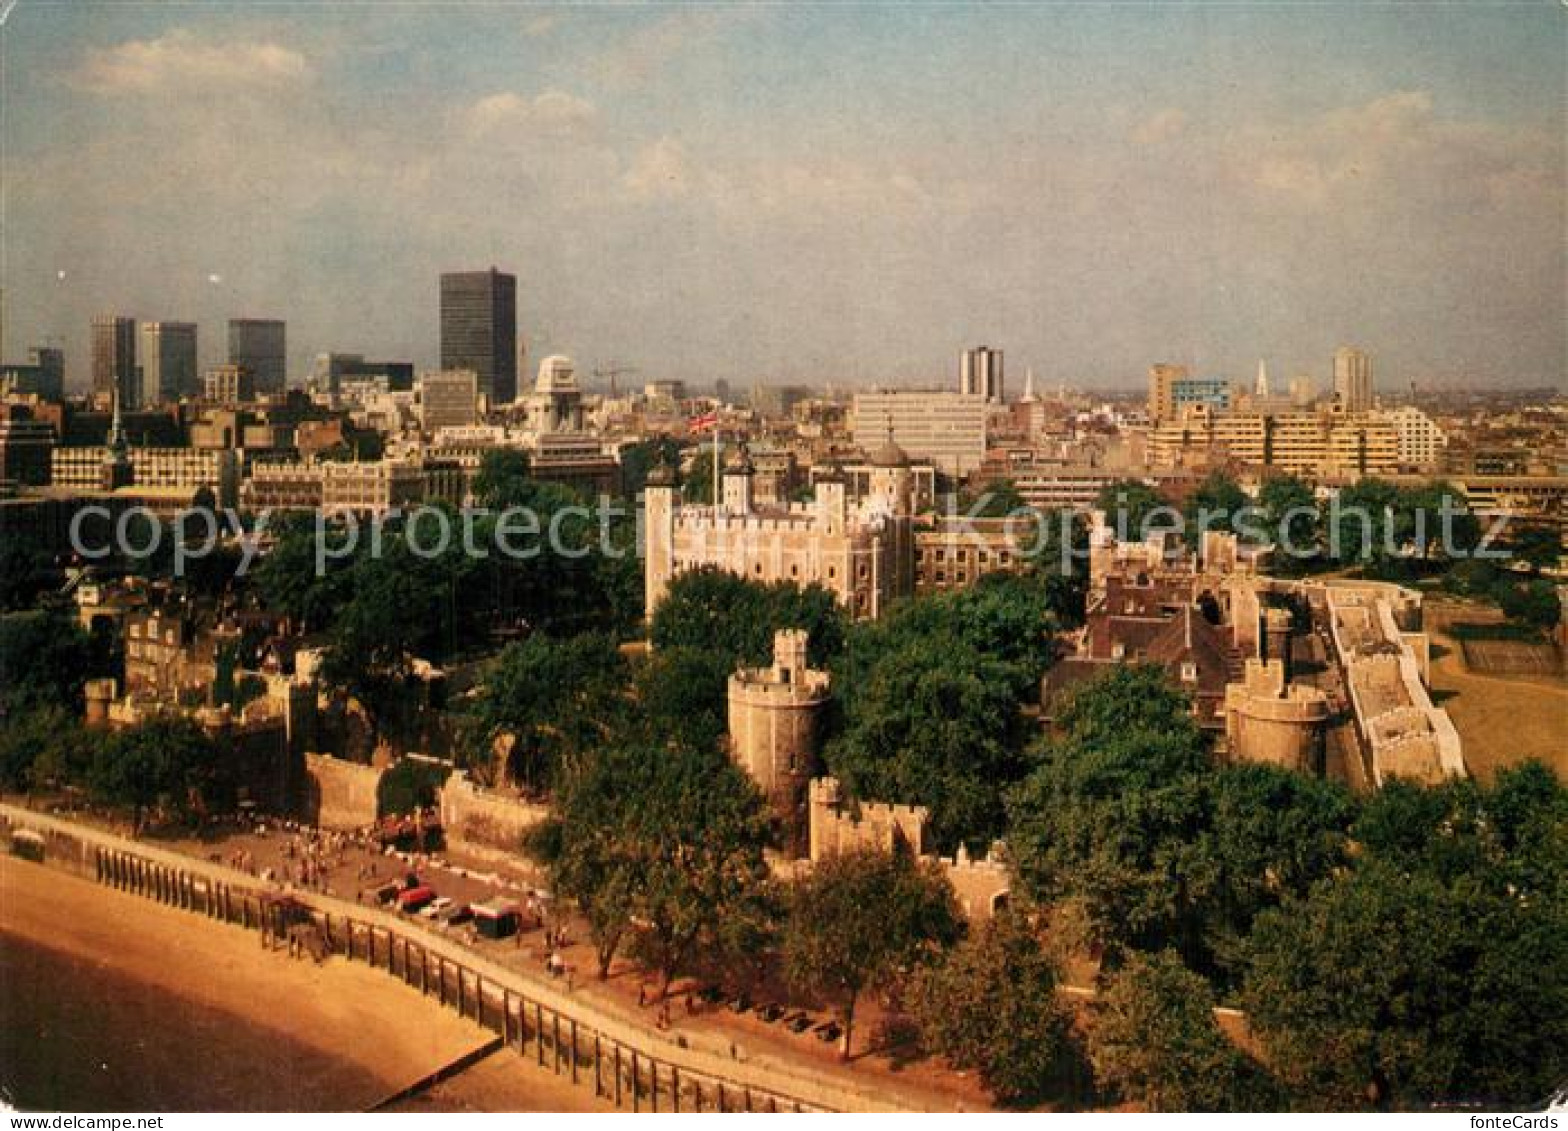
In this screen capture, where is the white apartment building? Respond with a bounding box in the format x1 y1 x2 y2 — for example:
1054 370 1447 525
851 391 987 477
1377 406 1447 470
51 446 240 508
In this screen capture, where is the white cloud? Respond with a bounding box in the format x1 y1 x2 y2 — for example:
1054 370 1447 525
522 12 563 39
463 89 599 138
73 29 309 94
1131 107 1189 146
622 137 692 200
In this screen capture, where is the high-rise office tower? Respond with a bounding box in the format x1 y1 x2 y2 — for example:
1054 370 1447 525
92 315 139 408
959 345 1005 403
440 268 518 406
228 319 287 394
420 369 480 432
139 321 198 402
1147 362 1189 421
1333 346 1373 413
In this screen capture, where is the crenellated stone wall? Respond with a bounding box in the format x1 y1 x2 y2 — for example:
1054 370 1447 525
301 753 381 829
438 774 551 851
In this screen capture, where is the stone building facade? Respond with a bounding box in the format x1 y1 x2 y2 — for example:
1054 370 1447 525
1222 658 1331 773
726 630 830 855
644 438 917 620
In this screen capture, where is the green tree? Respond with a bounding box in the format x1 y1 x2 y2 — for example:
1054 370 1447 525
960 479 1028 517
471 448 534 509
1008 666 1217 965
87 716 224 831
469 632 629 790
250 512 354 633
681 445 718 504
376 758 450 817
1096 480 1174 542
784 846 961 1059
0 705 83 793
1090 949 1273 1111
1245 768 1568 1109
628 744 775 996
650 567 846 668
1203 765 1355 983
1328 478 1402 568
618 437 682 498
912 910 1077 1104
1256 473 1321 564
825 636 1029 850
1184 472 1249 546
548 741 774 991
0 610 98 718
632 645 732 753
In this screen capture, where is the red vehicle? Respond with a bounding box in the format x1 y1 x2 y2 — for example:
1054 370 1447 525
396 885 436 913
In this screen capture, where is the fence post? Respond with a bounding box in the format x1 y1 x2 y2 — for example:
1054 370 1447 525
570 1019 579 1085
535 1004 545 1067
631 1051 640 1113
594 1035 602 1097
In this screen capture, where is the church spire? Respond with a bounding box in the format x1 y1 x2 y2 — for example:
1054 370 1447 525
101 384 134 491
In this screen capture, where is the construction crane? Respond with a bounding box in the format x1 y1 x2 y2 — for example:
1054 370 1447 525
592 363 639 397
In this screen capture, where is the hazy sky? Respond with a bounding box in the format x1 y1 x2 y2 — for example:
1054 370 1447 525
2 2 1563 391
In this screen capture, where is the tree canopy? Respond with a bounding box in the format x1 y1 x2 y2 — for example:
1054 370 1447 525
783 845 962 1059
912 909 1077 1104
649 567 846 668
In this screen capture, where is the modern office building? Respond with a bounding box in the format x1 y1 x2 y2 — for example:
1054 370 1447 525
1148 404 1399 477
1171 377 1232 413
1378 405 1447 470
51 445 240 508
311 353 415 394
1333 346 1374 413
420 369 480 432
0 405 57 486
850 391 988 476
92 315 139 408
0 347 65 401
440 268 518 406
203 364 255 405
138 321 198 402
228 319 287 394
959 346 1005 403
1147 362 1190 422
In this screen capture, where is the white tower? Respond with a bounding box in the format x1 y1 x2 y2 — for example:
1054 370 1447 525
1255 358 1270 398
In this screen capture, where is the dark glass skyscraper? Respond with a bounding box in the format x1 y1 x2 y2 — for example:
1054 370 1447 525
92 314 139 408
440 267 517 406
228 319 287 395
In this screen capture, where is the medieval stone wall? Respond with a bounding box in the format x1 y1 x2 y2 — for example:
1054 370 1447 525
301 753 381 829
438 774 551 851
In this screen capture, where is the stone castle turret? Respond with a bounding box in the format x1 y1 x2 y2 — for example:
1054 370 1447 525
726 629 830 855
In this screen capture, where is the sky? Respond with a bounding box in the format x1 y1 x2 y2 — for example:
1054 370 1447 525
1 1 1563 392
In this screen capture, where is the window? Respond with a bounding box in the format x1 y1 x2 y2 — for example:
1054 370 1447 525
1181 661 1198 683
1112 643 1125 659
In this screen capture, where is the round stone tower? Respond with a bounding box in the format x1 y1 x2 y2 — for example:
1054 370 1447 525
726 629 830 856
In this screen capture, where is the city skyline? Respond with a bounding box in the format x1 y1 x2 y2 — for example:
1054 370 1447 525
1 3 1563 389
